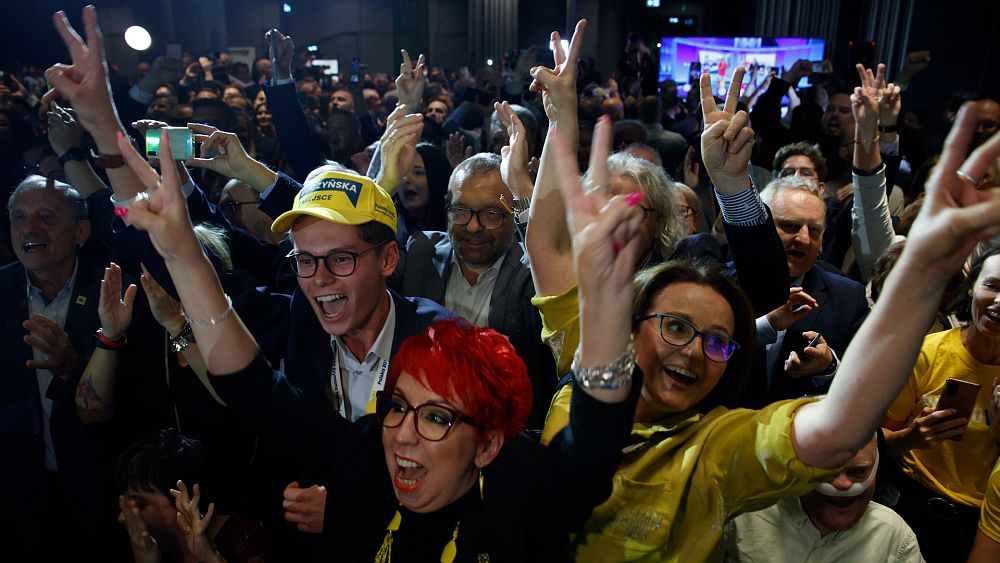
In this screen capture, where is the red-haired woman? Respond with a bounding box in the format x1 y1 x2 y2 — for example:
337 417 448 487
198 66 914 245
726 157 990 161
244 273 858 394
110 123 641 561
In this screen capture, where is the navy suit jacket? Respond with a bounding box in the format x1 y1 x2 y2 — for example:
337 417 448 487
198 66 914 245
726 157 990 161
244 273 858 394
743 264 869 407
0 257 150 553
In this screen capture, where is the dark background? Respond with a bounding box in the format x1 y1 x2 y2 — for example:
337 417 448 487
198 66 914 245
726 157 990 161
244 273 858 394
3 0 997 111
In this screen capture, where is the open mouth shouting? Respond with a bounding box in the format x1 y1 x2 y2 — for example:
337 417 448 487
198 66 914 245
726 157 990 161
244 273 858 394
316 293 347 321
663 365 698 389
394 455 426 492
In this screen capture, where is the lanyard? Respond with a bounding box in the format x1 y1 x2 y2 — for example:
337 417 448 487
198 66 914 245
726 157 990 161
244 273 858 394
330 347 390 420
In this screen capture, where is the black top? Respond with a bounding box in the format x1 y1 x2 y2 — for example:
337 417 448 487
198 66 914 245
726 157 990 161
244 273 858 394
211 354 641 562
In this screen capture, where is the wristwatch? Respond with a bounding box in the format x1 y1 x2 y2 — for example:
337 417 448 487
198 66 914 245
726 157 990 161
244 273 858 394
58 147 88 166
170 323 196 353
511 197 531 219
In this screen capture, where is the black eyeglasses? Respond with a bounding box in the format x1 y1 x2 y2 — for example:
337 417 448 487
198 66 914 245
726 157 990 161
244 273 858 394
285 241 388 278
220 199 259 215
376 392 477 441
636 313 740 363
446 206 510 230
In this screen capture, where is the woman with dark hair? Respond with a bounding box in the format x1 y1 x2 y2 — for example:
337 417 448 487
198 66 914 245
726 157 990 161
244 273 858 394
882 245 1000 560
378 108 452 242
537 54 1000 557
108 122 640 560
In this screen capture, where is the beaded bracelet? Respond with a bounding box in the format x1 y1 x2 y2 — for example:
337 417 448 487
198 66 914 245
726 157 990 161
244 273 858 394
182 294 234 326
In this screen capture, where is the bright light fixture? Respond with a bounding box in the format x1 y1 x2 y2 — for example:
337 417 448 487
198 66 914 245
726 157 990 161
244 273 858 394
124 25 152 51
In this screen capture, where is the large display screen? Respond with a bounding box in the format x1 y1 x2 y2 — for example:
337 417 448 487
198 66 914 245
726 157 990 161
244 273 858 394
658 37 826 96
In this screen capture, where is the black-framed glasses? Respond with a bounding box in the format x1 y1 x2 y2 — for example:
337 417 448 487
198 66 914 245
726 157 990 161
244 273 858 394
220 199 260 215
445 206 510 230
636 313 740 363
285 241 388 278
375 392 477 441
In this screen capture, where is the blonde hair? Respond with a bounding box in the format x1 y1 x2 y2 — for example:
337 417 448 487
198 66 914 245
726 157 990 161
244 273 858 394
193 223 233 270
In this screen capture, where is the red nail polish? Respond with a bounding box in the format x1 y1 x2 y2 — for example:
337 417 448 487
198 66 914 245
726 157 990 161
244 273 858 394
116 131 124 140
625 192 643 206
114 207 129 219
613 242 622 254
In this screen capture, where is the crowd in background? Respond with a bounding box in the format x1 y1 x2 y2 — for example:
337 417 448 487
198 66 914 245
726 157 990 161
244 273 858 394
3 5 1000 562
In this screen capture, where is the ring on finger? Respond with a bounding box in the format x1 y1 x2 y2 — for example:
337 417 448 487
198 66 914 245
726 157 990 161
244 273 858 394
956 170 983 186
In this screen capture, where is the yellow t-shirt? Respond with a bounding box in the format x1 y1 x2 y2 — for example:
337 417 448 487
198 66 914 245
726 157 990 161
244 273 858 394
531 284 580 377
886 328 1000 507
979 459 1000 542
542 387 840 562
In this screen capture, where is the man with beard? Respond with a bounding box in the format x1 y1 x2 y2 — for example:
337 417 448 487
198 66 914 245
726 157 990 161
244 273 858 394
725 437 923 562
388 153 556 430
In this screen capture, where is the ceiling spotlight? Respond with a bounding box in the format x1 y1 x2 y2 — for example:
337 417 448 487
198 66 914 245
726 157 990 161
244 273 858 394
124 25 152 51
486 58 494 66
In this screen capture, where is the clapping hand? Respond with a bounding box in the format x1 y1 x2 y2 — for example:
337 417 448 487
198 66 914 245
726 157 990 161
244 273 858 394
119 495 161 563
170 481 221 562
376 105 424 193
496 101 532 198
98 262 137 342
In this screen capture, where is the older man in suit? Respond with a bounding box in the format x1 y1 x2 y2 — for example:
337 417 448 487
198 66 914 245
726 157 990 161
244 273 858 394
743 176 870 406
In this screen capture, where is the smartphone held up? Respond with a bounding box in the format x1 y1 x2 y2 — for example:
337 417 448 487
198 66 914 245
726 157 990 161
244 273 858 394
145 127 193 160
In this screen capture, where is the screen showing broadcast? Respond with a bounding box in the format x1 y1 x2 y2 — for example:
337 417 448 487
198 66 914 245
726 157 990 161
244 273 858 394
658 37 826 97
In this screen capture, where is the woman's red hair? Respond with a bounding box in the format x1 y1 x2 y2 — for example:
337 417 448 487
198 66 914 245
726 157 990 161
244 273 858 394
385 319 532 441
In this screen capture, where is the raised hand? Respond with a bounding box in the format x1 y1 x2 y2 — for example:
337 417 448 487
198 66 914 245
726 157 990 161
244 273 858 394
42 7 122 139
446 131 472 168
98 262 137 342
23 313 78 377
114 129 201 262
852 64 881 142
266 29 295 81
529 19 587 123
551 114 645 378
140 264 187 336
119 495 162 563
395 49 426 112
186 122 275 190
903 103 1000 278
781 59 812 86
376 105 424 193
700 66 753 193
496 101 532 198
170 481 221 562
47 105 84 155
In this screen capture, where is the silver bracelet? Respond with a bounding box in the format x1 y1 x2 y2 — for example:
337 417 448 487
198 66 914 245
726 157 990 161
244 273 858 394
571 336 636 391
182 294 233 326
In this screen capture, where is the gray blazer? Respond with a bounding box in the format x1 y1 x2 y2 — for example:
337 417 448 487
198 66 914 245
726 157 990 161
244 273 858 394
390 230 557 430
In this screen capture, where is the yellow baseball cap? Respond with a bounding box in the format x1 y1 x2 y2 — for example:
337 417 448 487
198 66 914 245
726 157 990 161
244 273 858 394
271 170 398 234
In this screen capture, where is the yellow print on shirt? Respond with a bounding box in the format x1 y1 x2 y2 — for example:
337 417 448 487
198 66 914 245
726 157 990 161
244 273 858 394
920 394 988 425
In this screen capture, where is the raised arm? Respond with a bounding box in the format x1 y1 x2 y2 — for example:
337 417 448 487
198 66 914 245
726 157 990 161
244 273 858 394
373 105 424 194
47 105 107 196
496 101 534 222
116 129 256 375
42 7 146 200
792 104 1000 468
75 262 136 423
850 63 897 282
525 19 586 297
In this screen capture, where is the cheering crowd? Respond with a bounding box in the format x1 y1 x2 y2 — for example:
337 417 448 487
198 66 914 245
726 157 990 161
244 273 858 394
3 5 1000 562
